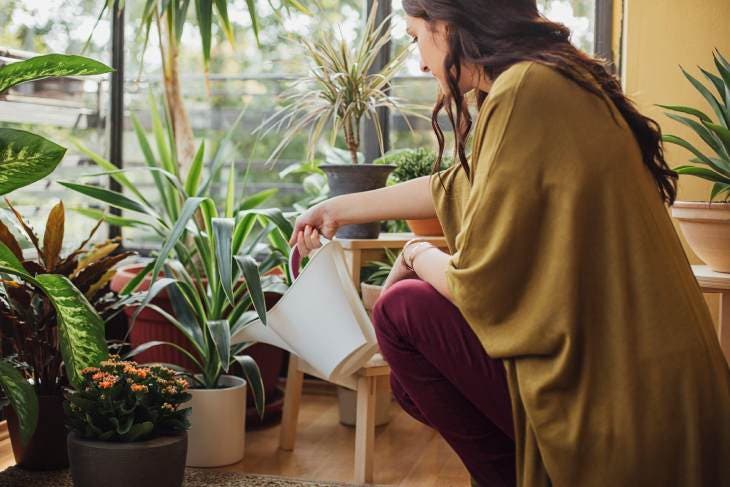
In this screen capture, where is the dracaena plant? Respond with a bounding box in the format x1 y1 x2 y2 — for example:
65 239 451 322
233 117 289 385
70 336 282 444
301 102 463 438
660 50 730 202
62 97 294 417
0 53 112 446
256 0 422 166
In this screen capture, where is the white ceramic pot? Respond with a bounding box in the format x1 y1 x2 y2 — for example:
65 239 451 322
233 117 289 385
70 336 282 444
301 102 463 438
671 201 730 273
185 375 247 467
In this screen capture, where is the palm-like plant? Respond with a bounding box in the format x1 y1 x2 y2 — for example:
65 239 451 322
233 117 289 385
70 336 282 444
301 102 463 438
661 50 730 201
0 54 112 446
257 1 421 165
62 97 293 416
91 0 314 174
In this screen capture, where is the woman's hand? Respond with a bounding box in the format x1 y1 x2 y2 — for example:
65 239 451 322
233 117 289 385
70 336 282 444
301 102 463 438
382 252 418 292
289 201 340 257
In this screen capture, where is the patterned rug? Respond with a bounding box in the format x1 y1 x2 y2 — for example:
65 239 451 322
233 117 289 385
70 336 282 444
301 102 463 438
0 466 380 487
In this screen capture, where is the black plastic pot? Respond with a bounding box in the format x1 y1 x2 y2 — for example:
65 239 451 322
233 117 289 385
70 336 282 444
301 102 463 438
67 432 187 487
6 394 68 470
320 164 396 239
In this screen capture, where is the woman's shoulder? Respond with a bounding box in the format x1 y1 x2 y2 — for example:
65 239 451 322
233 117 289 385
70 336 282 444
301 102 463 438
487 60 588 106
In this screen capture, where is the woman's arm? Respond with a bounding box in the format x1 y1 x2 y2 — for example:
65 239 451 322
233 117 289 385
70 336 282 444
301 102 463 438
289 175 436 249
409 247 453 301
327 175 436 225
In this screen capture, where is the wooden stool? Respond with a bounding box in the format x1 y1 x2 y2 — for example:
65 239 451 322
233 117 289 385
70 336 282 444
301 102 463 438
279 353 390 484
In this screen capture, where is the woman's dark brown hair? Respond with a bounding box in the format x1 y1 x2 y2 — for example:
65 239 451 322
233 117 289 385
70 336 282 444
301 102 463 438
403 0 678 204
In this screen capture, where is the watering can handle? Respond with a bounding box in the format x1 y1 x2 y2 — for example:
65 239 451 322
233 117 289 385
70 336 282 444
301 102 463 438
289 234 331 280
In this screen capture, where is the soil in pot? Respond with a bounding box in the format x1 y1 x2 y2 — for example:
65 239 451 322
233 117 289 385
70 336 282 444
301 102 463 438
67 432 187 487
6 394 68 470
320 164 395 239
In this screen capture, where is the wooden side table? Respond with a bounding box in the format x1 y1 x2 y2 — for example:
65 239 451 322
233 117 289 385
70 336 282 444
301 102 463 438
693 265 730 365
337 232 449 288
278 232 447 484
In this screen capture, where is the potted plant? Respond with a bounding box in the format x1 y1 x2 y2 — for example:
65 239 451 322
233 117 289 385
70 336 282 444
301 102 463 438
662 50 730 273
0 200 129 469
65 357 190 487
257 2 423 239
65 133 295 464
0 53 114 470
68 96 292 428
360 249 398 315
375 148 451 236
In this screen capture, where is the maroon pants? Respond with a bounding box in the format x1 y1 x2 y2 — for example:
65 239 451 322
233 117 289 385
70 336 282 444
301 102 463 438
372 279 516 487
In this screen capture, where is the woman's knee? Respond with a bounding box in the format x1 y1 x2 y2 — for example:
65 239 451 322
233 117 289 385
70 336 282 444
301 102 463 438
372 279 441 338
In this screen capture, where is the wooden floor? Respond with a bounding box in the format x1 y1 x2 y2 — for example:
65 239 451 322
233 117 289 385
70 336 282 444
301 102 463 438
0 391 470 486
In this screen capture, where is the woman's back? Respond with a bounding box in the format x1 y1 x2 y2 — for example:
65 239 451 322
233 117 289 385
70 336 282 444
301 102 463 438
432 60 730 486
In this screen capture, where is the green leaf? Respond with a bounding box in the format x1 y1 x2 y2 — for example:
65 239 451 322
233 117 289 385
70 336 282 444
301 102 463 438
213 218 235 305
71 207 153 230
666 113 726 158
710 182 730 201
681 66 729 127
0 128 66 196
231 212 257 255
209 320 231 373
131 113 173 221
244 0 260 46
126 421 154 442
241 208 293 240
0 361 38 446
121 261 154 295
657 104 712 123
125 340 204 372
34 274 108 390
674 165 730 184
198 105 248 196
236 188 278 212
234 255 267 326
225 161 236 218
149 197 212 290
214 0 236 45
58 181 153 216
663 134 729 175
70 137 150 206
184 142 206 196
196 0 214 70
703 122 730 160
0 54 112 93
233 355 264 418
0 241 30 277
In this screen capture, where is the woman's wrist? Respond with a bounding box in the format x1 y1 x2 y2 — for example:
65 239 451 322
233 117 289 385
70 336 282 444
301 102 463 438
403 240 436 272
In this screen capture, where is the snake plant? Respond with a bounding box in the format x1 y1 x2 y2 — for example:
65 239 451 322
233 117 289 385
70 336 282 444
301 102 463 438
660 50 730 201
62 96 293 417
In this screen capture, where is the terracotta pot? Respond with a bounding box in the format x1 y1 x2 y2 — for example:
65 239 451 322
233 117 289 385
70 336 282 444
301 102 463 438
406 217 444 236
6 394 68 470
320 164 396 239
67 432 187 487
185 375 246 467
110 263 199 370
671 201 730 273
361 282 383 316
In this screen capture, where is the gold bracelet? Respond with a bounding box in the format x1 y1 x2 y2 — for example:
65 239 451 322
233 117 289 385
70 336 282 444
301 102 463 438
404 242 435 272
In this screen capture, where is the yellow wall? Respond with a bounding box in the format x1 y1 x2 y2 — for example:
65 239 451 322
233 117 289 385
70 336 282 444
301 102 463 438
621 0 730 322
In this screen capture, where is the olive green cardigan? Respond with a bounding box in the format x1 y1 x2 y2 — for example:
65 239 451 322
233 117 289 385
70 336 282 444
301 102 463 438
432 61 730 486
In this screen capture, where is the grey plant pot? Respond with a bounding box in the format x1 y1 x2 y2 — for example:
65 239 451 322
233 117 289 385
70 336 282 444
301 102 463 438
67 431 187 487
320 164 396 239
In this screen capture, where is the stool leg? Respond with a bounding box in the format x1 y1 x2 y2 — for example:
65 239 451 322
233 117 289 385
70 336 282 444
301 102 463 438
354 375 376 483
279 355 304 451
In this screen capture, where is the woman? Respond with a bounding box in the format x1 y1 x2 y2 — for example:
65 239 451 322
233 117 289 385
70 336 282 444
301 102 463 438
290 1 730 486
